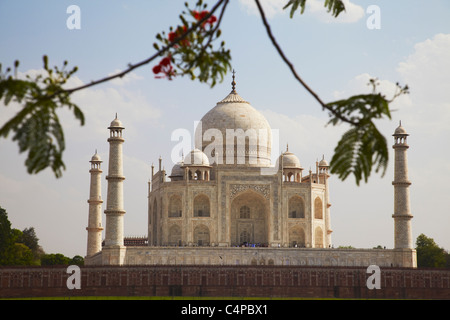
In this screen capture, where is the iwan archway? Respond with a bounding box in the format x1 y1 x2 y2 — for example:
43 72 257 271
230 190 268 246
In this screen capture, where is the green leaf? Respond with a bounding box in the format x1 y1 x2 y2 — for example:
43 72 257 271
43 55 49 70
283 0 345 18
283 0 307 18
326 93 392 126
324 81 404 185
0 57 83 178
324 0 346 17
330 123 388 186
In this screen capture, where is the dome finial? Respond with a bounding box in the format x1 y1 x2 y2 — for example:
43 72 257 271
231 69 236 93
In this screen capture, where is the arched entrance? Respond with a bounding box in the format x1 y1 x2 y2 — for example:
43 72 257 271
168 224 182 246
289 226 305 247
194 225 210 246
152 198 158 245
230 190 268 246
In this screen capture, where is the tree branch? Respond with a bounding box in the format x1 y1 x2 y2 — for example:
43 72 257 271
254 0 358 126
62 0 227 96
199 0 229 58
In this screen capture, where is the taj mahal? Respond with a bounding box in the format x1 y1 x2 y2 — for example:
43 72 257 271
84 75 417 268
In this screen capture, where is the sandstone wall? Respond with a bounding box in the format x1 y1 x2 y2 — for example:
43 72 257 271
1 265 448 299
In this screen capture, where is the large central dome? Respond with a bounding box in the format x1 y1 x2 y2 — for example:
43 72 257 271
195 88 272 167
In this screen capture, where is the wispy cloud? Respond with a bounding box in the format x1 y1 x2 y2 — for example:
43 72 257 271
238 0 286 19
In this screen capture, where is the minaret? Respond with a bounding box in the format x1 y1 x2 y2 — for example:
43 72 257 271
392 122 413 249
319 155 332 247
86 150 103 258
104 114 126 248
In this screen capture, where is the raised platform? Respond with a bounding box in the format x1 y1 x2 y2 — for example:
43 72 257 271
86 246 417 268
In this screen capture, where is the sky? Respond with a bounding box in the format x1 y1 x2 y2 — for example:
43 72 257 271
0 0 449 258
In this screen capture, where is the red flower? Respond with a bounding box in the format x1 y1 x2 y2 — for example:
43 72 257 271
168 31 177 43
193 10 199 19
193 10 207 21
153 56 175 80
193 10 217 28
160 56 171 67
168 25 190 47
152 64 162 74
206 15 217 25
